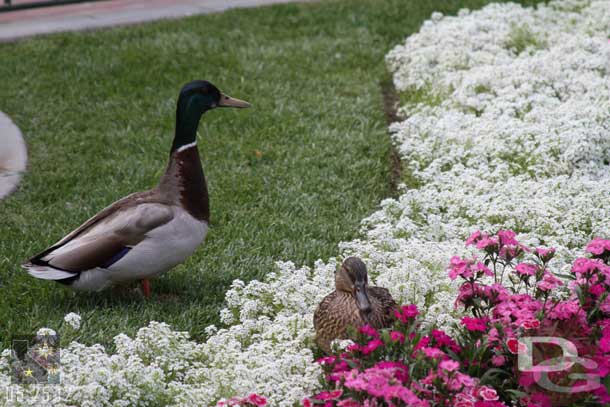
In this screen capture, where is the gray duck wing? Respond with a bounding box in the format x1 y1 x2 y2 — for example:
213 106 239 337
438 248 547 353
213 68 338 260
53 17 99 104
24 191 173 279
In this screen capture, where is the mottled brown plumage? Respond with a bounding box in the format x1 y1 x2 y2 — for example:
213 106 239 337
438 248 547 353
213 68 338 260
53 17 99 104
314 257 397 354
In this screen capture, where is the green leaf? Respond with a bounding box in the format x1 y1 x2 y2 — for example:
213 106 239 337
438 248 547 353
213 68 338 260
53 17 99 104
479 368 510 384
505 389 528 399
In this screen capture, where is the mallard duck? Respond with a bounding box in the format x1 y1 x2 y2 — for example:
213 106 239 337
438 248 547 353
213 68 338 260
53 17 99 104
23 80 250 296
314 257 397 354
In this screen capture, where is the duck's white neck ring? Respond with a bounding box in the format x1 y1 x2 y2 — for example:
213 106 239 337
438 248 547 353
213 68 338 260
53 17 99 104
176 141 197 153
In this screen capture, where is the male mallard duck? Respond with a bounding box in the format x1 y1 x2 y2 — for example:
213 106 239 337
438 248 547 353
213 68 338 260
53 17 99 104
23 80 250 296
314 257 397 354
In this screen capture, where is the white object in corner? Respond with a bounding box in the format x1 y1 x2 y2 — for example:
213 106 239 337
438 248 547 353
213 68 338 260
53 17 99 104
0 111 27 199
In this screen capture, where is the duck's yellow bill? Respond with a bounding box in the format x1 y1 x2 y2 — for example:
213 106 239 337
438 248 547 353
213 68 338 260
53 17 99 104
218 93 251 108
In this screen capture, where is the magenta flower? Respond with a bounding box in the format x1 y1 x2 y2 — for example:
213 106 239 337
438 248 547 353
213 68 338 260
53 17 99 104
476 235 499 250
431 329 462 353
316 356 337 365
506 338 527 354
342 366 396 398
455 391 476 402
337 399 360 407
421 346 445 358
359 324 380 338
572 257 608 276
456 283 486 307
497 229 518 246
520 319 540 330
534 247 556 262
600 297 610 314
484 284 510 303
461 316 489 332
332 360 351 374
474 402 508 407
499 245 524 261
223 394 267 407
477 386 499 401
476 262 493 277
592 385 610 404
515 263 537 276
446 372 476 391
314 390 343 401
448 256 472 280
412 336 430 353
589 283 606 297
536 272 563 291
346 343 361 352
431 329 451 345
361 338 383 355
394 304 419 323
491 355 506 366
439 359 460 372
545 298 583 320
465 230 483 246
586 237 610 256
228 397 243 406
448 257 491 280
394 386 428 406
600 335 610 353
246 394 267 407
375 361 409 383
525 392 552 407
389 330 405 344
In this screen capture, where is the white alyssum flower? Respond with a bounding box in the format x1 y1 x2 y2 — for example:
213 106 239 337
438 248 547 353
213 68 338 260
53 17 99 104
36 327 56 337
63 312 81 330
2 1 609 406
332 339 356 352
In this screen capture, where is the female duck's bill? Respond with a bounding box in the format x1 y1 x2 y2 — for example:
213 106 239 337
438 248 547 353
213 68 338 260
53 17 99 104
0 111 27 199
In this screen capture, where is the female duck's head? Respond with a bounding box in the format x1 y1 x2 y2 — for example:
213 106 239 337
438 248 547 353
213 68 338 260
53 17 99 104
335 257 372 314
172 80 250 152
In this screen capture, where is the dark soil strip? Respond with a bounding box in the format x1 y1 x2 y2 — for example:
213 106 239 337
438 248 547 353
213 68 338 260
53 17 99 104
380 77 402 197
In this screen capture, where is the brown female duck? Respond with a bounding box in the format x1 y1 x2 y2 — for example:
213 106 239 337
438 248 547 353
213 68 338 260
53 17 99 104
314 257 397 353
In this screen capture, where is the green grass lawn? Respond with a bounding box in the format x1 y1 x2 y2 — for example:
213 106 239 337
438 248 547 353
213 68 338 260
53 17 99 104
0 0 541 348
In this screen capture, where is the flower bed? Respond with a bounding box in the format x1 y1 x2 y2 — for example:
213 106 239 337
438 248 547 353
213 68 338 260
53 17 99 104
307 233 610 406
1 0 609 405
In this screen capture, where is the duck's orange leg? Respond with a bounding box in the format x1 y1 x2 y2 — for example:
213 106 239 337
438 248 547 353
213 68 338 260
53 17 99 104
141 279 152 298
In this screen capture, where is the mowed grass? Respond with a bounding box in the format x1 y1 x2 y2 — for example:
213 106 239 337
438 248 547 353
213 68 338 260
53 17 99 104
0 0 541 348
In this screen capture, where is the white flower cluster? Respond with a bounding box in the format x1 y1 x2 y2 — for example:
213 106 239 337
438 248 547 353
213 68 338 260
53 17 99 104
362 174 610 271
381 0 610 268
2 1 609 405
63 312 81 331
